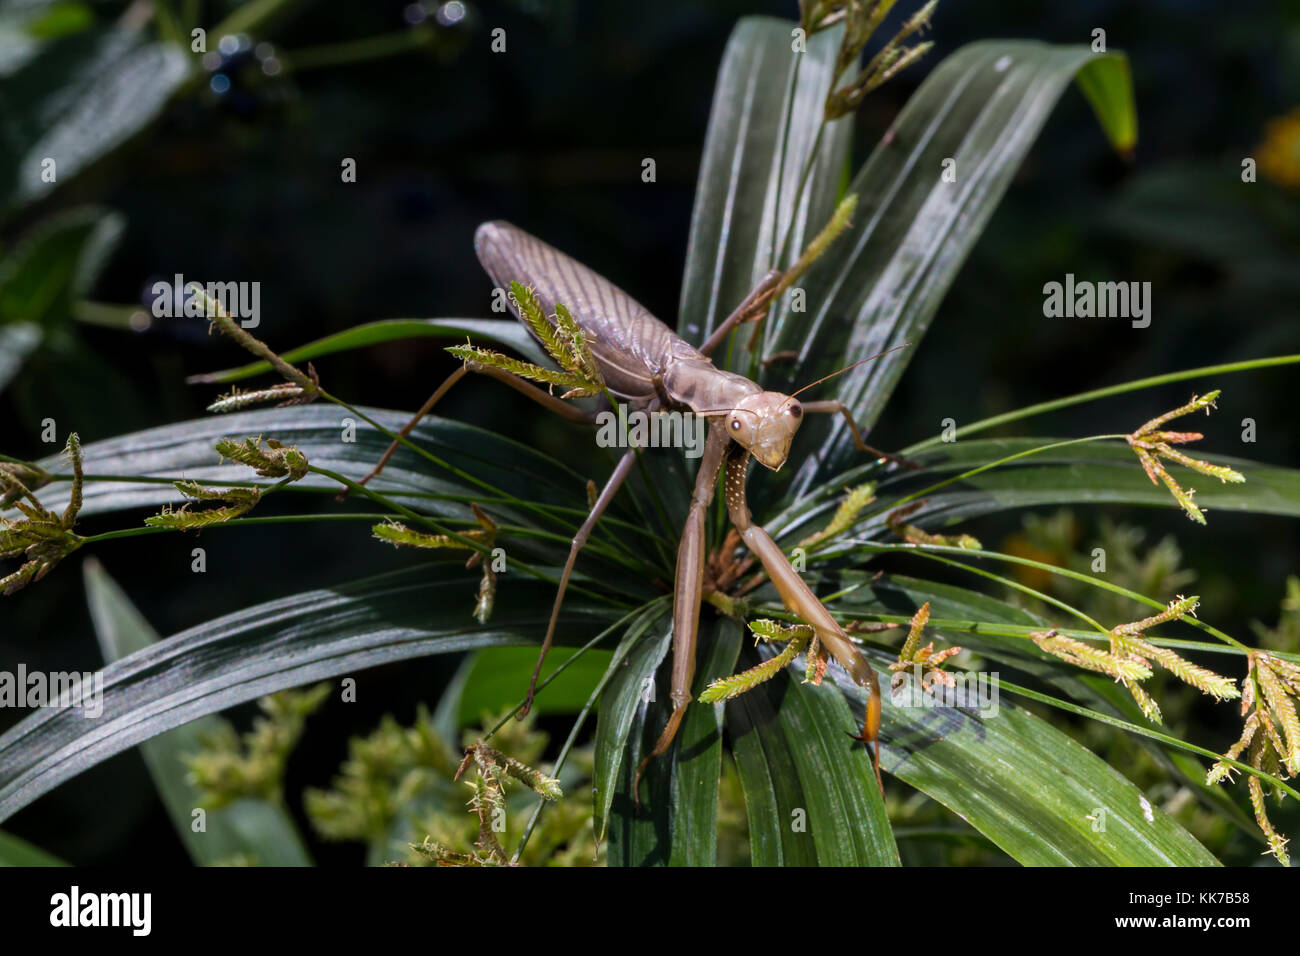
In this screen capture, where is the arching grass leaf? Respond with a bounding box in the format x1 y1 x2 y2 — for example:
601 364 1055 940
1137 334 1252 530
677 15 852 368
188 318 547 385
778 42 1137 494
0 566 619 823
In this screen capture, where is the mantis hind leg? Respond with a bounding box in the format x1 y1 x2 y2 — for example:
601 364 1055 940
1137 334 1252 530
348 361 595 495
519 447 638 719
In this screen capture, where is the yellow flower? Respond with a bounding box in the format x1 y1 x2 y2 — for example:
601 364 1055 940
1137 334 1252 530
1258 108 1300 190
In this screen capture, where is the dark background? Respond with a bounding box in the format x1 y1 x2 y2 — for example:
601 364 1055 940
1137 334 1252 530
1 0 1297 864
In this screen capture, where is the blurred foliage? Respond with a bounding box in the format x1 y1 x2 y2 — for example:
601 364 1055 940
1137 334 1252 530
307 705 603 866
185 682 331 808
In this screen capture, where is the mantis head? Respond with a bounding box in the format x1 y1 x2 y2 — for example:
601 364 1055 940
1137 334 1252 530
726 392 802 471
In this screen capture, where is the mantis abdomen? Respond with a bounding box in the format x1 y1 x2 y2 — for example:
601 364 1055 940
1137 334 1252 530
474 221 762 417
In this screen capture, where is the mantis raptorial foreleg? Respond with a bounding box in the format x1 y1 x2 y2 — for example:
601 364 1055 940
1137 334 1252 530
352 360 596 492
720 443 884 790
520 446 638 717
637 428 884 799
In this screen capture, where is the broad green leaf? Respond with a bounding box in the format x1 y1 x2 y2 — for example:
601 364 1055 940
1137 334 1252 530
0 565 620 823
770 662 898 866
0 207 122 396
592 604 671 843
677 15 852 370
0 827 65 865
605 620 775 867
721 635 897 867
188 318 548 385
13 405 661 614
828 660 1219 865
727 671 820 866
748 546 1232 868
766 439 1300 546
834 572 1264 842
668 617 742 866
1074 54 1137 156
22 405 608 534
456 645 614 725
879 439 1300 526
0 1 94 78
781 42 1137 495
0 27 191 216
84 557 313 866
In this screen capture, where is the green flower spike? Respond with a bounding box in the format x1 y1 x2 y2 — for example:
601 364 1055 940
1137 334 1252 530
0 434 84 595
446 283 606 400
886 499 981 550
373 503 501 623
1207 652 1300 865
1125 390 1245 524
889 602 963 691
699 619 816 703
1032 596 1236 725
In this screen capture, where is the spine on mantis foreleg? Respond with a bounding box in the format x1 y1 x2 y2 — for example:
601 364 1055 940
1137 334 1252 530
722 449 875 690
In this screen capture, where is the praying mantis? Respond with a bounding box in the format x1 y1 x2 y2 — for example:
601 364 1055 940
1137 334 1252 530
356 208 908 791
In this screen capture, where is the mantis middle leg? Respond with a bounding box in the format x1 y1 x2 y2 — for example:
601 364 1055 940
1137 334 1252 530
698 270 783 358
636 423 729 789
801 399 921 471
348 360 636 719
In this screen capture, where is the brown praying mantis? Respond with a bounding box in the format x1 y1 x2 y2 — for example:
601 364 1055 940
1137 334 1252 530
354 210 911 792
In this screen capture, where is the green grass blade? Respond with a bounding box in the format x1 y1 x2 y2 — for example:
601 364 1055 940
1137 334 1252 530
0 829 66 866
187 318 548 385
677 15 852 369
668 618 743 866
592 604 671 844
